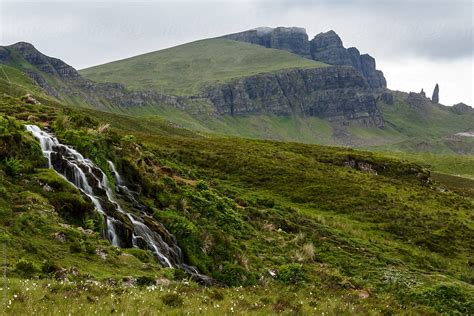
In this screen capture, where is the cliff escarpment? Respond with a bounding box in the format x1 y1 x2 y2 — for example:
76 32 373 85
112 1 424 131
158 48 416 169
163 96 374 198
205 66 384 128
223 28 386 89
1 40 384 128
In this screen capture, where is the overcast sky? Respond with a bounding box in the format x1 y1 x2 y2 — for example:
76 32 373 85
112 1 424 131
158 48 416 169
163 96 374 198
1 0 473 105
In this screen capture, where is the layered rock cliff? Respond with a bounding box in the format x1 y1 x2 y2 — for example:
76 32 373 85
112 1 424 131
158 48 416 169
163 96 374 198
1 42 191 112
205 66 384 128
1 41 384 128
223 27 311 58
223 28 387 89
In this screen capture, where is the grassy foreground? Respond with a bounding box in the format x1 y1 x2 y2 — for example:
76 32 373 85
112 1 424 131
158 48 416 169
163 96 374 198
0 278 437 315
0 71 473 315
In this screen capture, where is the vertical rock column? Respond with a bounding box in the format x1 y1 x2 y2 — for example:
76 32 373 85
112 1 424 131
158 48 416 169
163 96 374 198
432 84 439 103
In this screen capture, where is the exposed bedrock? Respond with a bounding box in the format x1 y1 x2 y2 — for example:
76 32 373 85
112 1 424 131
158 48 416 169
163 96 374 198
205 66 385 128
223 28 387 89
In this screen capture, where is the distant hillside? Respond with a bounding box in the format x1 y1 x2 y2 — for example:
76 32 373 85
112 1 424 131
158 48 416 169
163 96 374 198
222 27 386 88
80 38 327 96
1 32 473 153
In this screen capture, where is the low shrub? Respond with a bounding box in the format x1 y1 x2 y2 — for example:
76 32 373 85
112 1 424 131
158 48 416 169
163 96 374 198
277 263 305 284
161 293 184 307
214 262 257 286
41 261 61 274
15 259 39 277
136 276 155 286
4 157 22 177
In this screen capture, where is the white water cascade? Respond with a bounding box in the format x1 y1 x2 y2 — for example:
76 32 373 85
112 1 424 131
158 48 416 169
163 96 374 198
26 125 210 283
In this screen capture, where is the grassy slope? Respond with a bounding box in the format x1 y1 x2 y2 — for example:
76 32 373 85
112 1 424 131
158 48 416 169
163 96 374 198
0 48 92 109
80 38 327 95
1 77 473 314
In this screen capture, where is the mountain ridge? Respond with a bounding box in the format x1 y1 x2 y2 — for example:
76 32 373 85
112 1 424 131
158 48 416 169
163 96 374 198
222 27 386 89
1 28 473 152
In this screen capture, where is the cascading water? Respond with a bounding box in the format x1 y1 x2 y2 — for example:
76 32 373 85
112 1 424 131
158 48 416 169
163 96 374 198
26 125 210 284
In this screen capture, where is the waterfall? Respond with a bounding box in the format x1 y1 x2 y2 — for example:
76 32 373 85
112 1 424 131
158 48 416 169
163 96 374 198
26 125 211 284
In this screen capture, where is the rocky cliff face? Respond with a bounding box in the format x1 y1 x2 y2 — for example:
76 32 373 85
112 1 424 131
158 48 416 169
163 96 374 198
205 66 384 128
223 28 387 89
432 84 439 103
223 27 311 58
4 42 82 80
310 31 386 89
1 41 384 127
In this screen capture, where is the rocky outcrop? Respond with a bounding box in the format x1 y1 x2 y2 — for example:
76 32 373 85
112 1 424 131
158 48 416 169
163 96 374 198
432 84 439 103
310 31 386 89
406 91 430 108
451 103 474 115
223 27 311 58
6 42 82 80
205 66 384 128
1 41 384 127
0 42 200 113
223 28 387 89
310 31 352 66
378 92 394 105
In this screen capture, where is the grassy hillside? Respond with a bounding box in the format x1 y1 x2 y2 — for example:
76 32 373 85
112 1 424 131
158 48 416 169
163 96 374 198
379 91 474 139
1 74 474 314
80 38 327 95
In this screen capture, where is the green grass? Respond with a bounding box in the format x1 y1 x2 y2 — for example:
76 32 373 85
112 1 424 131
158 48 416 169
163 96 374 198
80 38 327 95
1 57 474 315
377 92 473 142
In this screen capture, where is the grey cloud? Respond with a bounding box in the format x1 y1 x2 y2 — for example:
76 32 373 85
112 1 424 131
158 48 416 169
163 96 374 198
0 0 472 104
258 0 473 60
